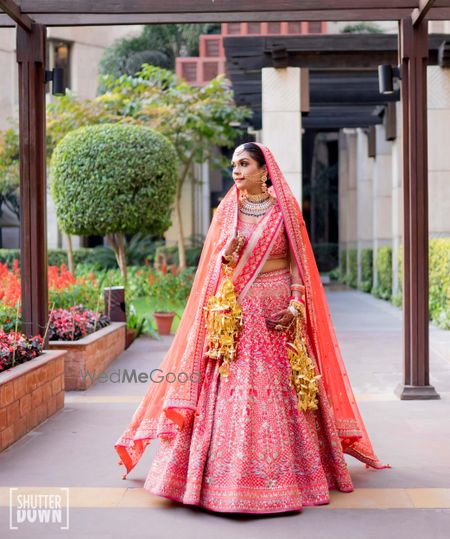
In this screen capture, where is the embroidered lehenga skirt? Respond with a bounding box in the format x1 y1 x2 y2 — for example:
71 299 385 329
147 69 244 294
144 268 354 513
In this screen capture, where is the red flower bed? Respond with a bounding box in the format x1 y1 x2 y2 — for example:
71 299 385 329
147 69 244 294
0 330 44 373
0 260 21 307
48 305 110 341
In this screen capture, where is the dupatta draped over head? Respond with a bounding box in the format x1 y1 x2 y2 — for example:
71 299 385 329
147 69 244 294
115 143 389 477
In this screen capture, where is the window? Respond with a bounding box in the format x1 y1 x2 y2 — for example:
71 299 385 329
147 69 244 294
287 22 302 34
247 22 261 34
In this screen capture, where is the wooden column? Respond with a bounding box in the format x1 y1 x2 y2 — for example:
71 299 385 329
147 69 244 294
16 23 49 342
396 17 439 399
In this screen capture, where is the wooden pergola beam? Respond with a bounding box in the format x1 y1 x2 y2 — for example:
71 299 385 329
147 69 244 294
17 1 422 13
0 0 33 30
16 22 49 342
2 7 450 26
412 0 436 26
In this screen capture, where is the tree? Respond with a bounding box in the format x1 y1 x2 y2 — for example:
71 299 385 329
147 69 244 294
0 125 20 223
49 123 178 286
341 22 384 33
97 65 252 268
97 23 221 94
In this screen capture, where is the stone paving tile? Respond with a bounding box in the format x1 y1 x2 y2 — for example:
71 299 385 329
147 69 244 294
1 286 449 537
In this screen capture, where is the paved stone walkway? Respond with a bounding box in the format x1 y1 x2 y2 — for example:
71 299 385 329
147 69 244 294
1 284 450 538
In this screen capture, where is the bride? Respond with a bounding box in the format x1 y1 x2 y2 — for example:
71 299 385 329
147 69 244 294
115 142 390 514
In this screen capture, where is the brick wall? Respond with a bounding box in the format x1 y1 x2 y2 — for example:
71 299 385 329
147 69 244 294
0 350 67 452
48 322 126 390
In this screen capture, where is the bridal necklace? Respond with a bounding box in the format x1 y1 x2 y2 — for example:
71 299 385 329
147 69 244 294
239 191 275 217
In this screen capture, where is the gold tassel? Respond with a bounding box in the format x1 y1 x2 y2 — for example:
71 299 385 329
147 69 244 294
286 315 322 412
203 262 244 378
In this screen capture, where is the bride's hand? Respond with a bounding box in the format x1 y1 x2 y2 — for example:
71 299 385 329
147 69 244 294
266 309 295 332
224 234 246 257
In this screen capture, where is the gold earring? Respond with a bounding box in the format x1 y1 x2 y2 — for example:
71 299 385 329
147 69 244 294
260 173 268 193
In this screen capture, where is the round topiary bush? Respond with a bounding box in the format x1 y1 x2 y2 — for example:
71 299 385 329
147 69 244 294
49 123 178 238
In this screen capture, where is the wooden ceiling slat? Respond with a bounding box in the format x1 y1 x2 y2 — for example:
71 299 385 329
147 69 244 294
0 11 416 27
3 8 450 26
19 1 420 14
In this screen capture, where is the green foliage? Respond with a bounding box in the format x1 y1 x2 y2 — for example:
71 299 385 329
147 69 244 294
328 266 340 282
359 248 373 293
49 123 178 237
341 22 384 33
98 64 252 169
46 90 121 157
391 245 403 307
346 248 357 288
340 248 347 282
0 125 20 220
0 248 104 268
155 234 204 266
97 24 221 94
428 238 450 329
373 246 392 300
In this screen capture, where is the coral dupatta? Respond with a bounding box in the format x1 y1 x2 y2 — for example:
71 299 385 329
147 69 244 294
255 143 389 469
115 143 389 477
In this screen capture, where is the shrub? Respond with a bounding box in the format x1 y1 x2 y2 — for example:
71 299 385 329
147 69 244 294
373 246 392 300
49 123 179 284
359 248 373 293
347 248 357 288
340 248 347 282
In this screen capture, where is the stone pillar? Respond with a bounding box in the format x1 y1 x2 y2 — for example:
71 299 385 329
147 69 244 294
372 123 392 289
338 129 358 279
261 67 303 203
391 101 403 298
427 66 450 237
338 130 349 270
356 128 374 288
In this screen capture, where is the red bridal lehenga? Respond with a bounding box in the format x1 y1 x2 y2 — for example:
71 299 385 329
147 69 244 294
115 143 390 514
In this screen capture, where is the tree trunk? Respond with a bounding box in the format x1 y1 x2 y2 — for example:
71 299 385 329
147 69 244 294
175 151 195 270
66 233 74 274
107 232 128 288
175 180 186 270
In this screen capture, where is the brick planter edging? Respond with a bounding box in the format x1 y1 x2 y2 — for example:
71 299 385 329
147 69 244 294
47 322 126 391
0 349 67 452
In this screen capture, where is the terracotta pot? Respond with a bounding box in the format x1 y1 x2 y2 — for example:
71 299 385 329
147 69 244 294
126 328 137 349
153 311 176 335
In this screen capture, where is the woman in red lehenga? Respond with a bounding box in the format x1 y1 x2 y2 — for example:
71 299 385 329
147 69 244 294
115 142 390 514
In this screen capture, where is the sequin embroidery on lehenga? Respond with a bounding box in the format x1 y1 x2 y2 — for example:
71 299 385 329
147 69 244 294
143 218 354 514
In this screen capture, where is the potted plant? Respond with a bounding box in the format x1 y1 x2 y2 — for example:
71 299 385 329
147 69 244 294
125 304 148 347
151 262 178 335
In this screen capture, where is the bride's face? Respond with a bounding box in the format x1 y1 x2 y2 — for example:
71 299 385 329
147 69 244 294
230 149 267 194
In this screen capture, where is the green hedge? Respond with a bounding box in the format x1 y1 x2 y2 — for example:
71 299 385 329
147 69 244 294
373 246 392 300
359 248 373 293
340 248 347 281
347 248 358 288
428 239 450 327
0 248 99 268
332 239 449 329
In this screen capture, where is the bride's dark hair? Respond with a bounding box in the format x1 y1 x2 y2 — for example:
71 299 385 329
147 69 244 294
238 142 273 187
